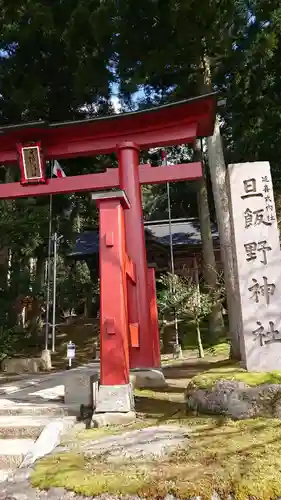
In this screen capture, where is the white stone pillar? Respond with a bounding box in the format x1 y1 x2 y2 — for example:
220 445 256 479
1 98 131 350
228 161 281 371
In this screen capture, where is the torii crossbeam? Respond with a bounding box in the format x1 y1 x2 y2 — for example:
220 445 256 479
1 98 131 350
0 92 217 412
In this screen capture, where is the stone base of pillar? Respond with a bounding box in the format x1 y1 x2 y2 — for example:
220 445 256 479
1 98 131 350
41 349 52 371
130 368 167 389
92 411 136 427
95 384 134 413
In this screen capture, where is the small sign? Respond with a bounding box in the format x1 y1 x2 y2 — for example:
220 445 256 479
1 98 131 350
67 341 76 359
17 141 47 185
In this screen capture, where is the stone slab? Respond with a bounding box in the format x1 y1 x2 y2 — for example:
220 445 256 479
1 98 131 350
0 415 53 439
95 384 134 413
0 416 52 427
130 368 167 388
228 161 281 371
79 425 189 461
20 416 76 468
0 400 69 417
64 372 98 410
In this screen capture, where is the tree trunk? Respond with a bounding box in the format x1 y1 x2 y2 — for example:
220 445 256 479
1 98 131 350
207 119 241 360
35 254 45 289
196 320 204 358
195 54 224 343
195 141 224 342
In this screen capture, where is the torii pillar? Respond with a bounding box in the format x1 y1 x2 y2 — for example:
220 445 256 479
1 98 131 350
118 142 155 370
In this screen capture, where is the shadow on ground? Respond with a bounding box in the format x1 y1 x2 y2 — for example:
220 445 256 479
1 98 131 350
162 358 233 380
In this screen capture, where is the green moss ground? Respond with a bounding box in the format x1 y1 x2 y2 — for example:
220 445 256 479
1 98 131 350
31 357 281 500
189 365 281 390
31 415 281 500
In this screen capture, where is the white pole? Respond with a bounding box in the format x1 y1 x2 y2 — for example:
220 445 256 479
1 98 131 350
162 149 180 354
45 193 53 350
51 232 57 353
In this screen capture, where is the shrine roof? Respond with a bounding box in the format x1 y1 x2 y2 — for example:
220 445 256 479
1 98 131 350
68 219 219 259
145 219 219 247
0 92 217 163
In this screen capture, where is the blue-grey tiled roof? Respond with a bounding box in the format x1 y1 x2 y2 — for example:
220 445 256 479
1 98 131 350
68 219 219 257
145 219 219 246
68 231 99 257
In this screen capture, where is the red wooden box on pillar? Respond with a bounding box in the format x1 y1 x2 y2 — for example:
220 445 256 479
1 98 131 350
118 142 158 370
95 191 131 387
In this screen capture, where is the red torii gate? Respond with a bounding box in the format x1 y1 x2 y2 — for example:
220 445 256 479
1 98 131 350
0 93 216 411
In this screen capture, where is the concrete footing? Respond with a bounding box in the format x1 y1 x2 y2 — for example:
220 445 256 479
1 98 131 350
95 384 134 413
130 368 167 389
92 411 136 427
41 349 52 371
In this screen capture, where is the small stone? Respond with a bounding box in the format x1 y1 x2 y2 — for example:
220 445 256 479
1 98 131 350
48 487 67 496
212 492 222 500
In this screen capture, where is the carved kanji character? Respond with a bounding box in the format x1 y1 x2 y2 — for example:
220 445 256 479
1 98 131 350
263 184 270 193
248 277 275 305
244 208 272 228
241 178 263 200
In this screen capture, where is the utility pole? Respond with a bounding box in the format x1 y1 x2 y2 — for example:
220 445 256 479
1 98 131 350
45 194 53 350
51 232 63 353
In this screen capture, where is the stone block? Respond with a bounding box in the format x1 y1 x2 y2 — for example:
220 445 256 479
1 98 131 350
185 380 281 420
92 411 136 427
130 368 167 389
64 372 98 411
95 384 134 413
41 349 52 371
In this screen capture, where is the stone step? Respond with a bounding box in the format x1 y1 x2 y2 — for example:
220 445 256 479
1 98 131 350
0 416 51 439
0 401 69 417
0 439 34 468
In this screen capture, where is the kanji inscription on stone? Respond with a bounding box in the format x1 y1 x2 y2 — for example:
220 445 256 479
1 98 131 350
244 208 271 228
244 240 272 264
241 178 263 200
252 321 281 346
248 277 275 305
228 161 281 371
262 175 276 223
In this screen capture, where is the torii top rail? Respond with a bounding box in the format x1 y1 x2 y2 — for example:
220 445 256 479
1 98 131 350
0 92 216 199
